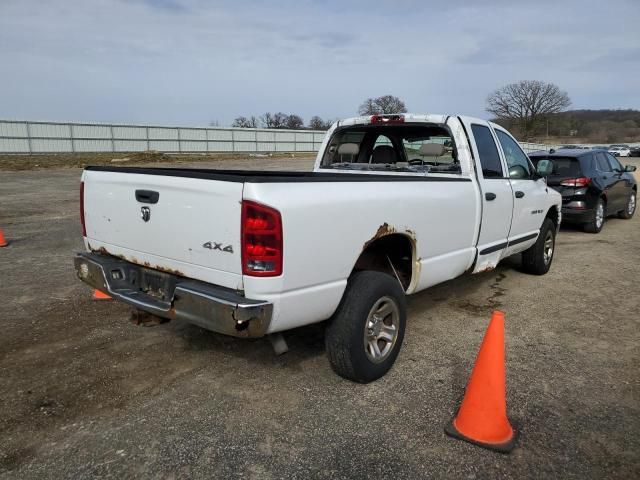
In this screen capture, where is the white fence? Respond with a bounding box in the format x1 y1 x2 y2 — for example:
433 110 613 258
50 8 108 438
0 120 326 154
0 119 556 155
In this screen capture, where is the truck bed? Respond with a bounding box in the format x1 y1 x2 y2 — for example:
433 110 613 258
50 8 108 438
85 166 471 183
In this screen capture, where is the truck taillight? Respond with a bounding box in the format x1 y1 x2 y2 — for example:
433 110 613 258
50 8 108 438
560 177 591 187
241 200 282 277
371 114 405 124
80 181 87 237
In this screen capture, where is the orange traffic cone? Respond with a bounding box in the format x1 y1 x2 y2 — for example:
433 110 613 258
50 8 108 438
445 310 517 453
0 229 8 247
92 289 112 300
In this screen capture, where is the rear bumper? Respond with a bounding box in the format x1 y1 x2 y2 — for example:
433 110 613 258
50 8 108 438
74 252 272 337
561 207 593 223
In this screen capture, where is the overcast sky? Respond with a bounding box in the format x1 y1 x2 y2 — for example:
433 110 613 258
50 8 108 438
1 0 639 126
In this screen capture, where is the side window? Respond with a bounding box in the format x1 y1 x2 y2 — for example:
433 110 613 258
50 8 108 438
595 153 612 172
495 130 532 179
471 124 503 178
606 153 623 171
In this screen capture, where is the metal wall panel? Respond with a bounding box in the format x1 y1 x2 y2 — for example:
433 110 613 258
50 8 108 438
256 131 275 142
274 131 295 142
112 126 146 139
30 123 71 138
73 139 113 152
149 140 179 151
180 141 207 152
0 121 28 137
114 140 147 152
0 138 29 152
295 132 314 142
208 141 233 152
72 124 111 139
295 143 315 152
207 129 233 141
31 138 73 152
234 141 257 151
233 130 256 141
149 127 178 140
257 142 276 152
275 142 296 152
179 129 207 141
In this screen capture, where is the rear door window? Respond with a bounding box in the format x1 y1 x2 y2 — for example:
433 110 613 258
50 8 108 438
606 153 623 171
471 124 503 178
596 153 612 172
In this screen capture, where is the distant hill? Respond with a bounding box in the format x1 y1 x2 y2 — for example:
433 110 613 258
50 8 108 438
494 109 640 144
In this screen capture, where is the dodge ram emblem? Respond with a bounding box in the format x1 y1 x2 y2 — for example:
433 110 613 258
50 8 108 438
140 206 151 222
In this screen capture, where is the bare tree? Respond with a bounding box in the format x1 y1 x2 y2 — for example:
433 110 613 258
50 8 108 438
232 116 259 128
487 80 571 139
261 112 289 129
358 95 407 115
285 114 304 129
309 116 333 130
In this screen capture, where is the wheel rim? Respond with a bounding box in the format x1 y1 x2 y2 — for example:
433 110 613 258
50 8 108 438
595 202 604 228
628 193 636 215
363 296 400 364
543 230 554 265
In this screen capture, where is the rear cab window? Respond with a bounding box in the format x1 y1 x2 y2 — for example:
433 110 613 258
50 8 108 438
471 124 503 178
320 123 460 174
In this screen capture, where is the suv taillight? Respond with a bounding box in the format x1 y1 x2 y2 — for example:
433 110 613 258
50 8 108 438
241 200 282 277
560 177 591 187
80 181 87 236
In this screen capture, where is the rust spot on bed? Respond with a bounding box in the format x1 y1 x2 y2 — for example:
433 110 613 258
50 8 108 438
91 247 184 277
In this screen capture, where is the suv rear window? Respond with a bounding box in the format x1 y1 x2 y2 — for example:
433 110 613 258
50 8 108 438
530 156 582 177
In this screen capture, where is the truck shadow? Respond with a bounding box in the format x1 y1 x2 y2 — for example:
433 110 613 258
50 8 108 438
168 256 522 375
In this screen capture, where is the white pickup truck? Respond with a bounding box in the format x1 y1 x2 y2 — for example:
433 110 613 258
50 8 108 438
75 114 561 382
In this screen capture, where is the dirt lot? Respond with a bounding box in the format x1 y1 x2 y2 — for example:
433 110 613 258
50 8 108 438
1 156 639 479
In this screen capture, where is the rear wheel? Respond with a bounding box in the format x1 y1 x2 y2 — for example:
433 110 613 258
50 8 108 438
584 198 605 233
618 191 636 219
522 218 556 275
325 271 406 383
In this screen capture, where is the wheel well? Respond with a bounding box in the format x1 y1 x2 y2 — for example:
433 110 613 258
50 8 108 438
546 206 560 229
352 234 414 291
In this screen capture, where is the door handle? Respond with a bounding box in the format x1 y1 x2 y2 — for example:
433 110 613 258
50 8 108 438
515 191 525 198
485 192 497 201
135 189 160 204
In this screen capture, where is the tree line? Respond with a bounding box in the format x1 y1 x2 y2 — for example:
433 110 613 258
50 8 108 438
232 113 335 130
231 95 408 131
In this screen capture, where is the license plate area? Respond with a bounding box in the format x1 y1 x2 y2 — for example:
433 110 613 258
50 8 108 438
140 269 173 300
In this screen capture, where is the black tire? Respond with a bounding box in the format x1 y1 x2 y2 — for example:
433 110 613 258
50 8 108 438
618 190 636 219
325 271 406 383
522 218 556 275
583 198 605 233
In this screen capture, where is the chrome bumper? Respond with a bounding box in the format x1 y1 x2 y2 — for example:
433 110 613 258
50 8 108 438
74 252 272 337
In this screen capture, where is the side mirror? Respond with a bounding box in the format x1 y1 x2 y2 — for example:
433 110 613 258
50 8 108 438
537 160 553 176
625 165 637 172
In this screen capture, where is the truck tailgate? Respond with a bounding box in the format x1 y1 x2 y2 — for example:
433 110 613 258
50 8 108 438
82 169 243 287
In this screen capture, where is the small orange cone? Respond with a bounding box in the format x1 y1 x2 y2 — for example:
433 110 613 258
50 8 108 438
0 229 8 247
445 310 517 453
92 289 112 301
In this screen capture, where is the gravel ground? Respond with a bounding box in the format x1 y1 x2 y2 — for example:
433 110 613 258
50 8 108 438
0 156 639 479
